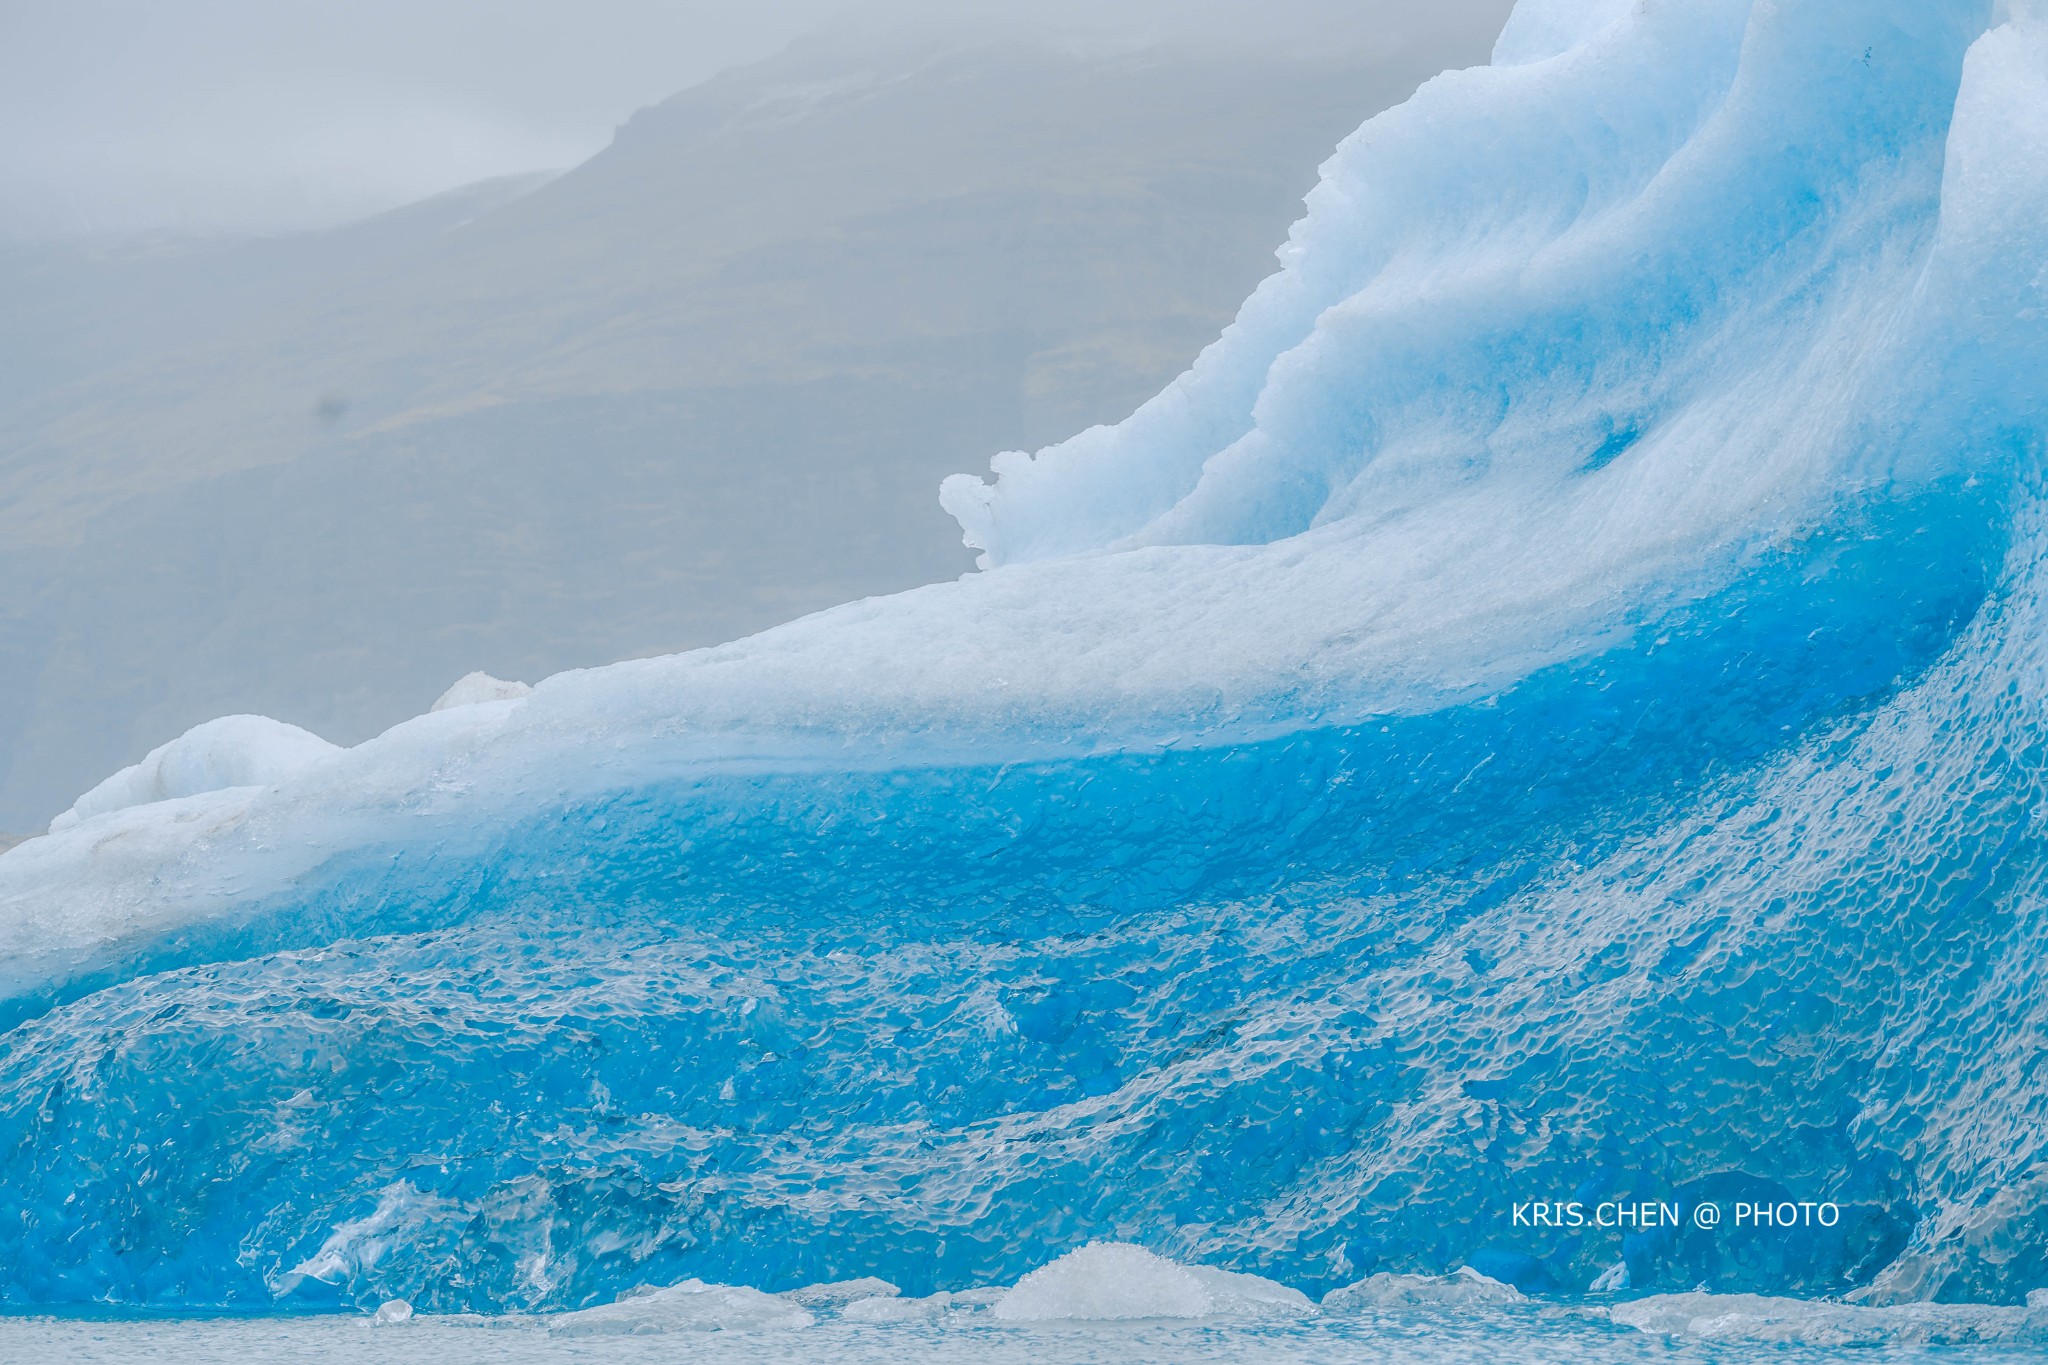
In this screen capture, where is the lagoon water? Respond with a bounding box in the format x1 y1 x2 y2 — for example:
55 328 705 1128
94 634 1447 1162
0 1314 1689 1365
6 1308 2047 1365
19 1313 1531 1365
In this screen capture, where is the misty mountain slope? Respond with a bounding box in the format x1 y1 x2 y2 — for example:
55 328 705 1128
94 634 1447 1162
0 17 1509 831
0 171 555 418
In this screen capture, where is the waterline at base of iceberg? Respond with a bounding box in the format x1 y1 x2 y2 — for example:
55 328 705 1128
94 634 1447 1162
5 1247 2047 1365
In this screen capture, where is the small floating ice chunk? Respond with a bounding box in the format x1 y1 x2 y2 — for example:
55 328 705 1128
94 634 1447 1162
1323 1266 1526 1311
48 715 338 831
430 672 533 712
782 1276 900 1308
838 1285 1002 1321
372 1299 414 1324
948 1288 1006 1308
991 1242 1313 1321
550 1279 814 1335
843 1292 950 1322
1610 1292 2048 1347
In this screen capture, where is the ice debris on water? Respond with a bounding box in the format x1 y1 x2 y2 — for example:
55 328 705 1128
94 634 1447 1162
542 1250 1308 1332
1608 1292 2048 1347
840 1291 959 1322
371 1298 413 1325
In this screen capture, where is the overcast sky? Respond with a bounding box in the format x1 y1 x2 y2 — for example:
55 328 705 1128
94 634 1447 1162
0 0 1514 239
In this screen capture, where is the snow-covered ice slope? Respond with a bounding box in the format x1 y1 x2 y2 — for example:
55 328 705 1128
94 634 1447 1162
1 0 2045 1314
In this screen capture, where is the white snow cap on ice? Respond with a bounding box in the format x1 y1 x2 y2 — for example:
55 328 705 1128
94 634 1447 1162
430 672 533 712
48 715 339 833
991 1242 1313 1321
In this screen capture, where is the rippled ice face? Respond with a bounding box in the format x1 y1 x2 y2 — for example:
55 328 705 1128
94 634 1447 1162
3 1310 2043 1365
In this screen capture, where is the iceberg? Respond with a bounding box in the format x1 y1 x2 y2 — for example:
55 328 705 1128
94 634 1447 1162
0 0 2045 1319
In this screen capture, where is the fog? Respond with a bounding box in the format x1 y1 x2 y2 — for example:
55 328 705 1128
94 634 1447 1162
0 0 1514 832
0 0 838 236
0 0 1513 237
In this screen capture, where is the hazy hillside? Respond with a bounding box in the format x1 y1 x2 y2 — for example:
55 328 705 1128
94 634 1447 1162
0 15 1508 831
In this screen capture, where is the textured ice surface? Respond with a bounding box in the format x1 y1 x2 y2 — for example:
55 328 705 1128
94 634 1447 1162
1 0 2047 1323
